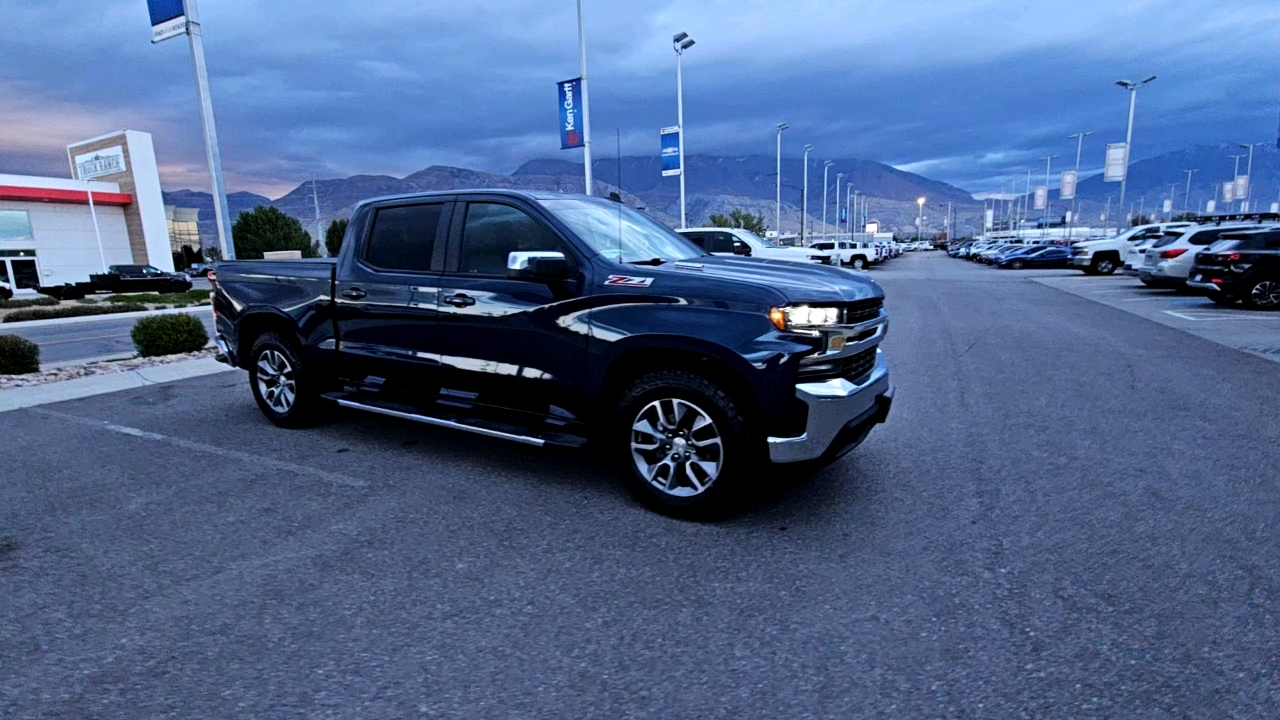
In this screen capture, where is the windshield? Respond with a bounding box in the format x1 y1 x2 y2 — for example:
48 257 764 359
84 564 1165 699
541 197 703 264
734 230 770 248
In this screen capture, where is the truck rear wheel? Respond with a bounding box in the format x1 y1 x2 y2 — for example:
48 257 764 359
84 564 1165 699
850 257 866 270
248 332 323 428
616 369 756 519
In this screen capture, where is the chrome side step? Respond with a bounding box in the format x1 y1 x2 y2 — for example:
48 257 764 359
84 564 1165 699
333 398 546 447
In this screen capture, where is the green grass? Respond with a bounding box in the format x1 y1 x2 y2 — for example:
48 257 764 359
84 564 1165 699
103 289 211 305
3 303 148 323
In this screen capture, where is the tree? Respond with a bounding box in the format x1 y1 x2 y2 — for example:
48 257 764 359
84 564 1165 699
232 205 318 259
709 208 768 236
1129 214 1153 227
204 245 222 263
325 217 349 257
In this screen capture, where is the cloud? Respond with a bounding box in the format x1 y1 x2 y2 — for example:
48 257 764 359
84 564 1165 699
1 0 1277 198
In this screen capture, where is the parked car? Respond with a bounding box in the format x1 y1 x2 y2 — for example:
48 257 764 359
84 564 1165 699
211 191 893 517
809 240 874 269
1186 230 1280 309
0 279 12 301
1069 222 1193 275
976 244 1026 264
38 264 192 300
996 245 1071 269
1139 223 1266 290
186 263 213 278
1123 236 1161 275
678 228 834 265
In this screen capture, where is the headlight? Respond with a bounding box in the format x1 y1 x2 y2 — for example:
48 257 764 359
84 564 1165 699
769 305 841 330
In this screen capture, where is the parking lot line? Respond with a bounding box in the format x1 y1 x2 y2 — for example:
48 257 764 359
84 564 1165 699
30 407 369 488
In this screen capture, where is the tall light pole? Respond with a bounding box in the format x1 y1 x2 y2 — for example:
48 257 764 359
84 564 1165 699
775 122 788 235
1230 153 1246 210
916 196 925 242
821 160 833 238
576 0 593 195
183 0 235 259
1183 169 1197 213
673 32 694 228
846 185 854 240
802 144 814 244
1067 131 1093 239
1115 76 1157 220
1021 168 1033 232
852 190 861 237
834 172 843 240
1040 154 1060 239
1239 142 1262 212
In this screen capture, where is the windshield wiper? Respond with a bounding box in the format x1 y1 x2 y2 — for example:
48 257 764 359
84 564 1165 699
627 257 667 266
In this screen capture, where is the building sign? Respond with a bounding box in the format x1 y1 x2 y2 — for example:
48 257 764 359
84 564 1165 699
660 126 682 177
557 78 584 150
1103 143 1128 182
1034 186 1048 210
74 146 127 180
1059 170 1077 200
148 0 188 43
1234 175 1249 200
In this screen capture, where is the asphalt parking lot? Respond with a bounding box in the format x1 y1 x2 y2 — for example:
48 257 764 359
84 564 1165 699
3 252 1280 717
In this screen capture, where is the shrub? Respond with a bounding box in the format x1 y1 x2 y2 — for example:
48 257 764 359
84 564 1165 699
3 303 147 323
0 296 59 309
131 314 209 357
105 290 211 304
0 335 40 375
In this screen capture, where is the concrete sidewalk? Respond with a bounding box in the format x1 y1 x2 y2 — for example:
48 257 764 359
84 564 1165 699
0 357 235 413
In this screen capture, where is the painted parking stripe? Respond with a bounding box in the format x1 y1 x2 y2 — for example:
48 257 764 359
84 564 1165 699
31 408 368 489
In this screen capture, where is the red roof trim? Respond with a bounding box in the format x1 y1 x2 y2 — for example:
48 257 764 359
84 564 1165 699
0 185 133 207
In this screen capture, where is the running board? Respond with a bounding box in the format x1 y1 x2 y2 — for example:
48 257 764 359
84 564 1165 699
324 393 588 448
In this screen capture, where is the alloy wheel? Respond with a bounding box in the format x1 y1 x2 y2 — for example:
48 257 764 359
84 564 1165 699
630 398 724 497
256 349 297 413
1250 280 1280 308
1097 259 1114 274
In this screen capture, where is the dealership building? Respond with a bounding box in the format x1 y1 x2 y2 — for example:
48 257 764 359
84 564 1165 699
0 130 196 295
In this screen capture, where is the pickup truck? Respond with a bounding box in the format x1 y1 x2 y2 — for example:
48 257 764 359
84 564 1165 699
807 240 874 269
211 190 893 517
1068 222 1192 275
38 264 193 300
674 227 835 266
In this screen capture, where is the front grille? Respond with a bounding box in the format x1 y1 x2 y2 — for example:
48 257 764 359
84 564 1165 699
841 298 883 325
798 346 878 384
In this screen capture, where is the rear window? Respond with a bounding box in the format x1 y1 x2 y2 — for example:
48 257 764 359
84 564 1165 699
363 203 445 272
1151 231 1184 249
812 242 833 250
1189 229 1228 246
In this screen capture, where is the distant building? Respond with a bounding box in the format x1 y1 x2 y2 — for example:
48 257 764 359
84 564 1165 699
166 205 202 267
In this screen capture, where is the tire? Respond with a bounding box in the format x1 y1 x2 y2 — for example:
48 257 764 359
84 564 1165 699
1093 256 1118 275
1010 259 1024 270
1209 294 1238 306
247 331 324 428
851 257 866 270
616 369 757 519
1242 278 1280 310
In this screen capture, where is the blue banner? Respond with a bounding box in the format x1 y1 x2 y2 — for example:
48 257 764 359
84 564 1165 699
147 0 185 25
839 207 847 224
558 78 584 150
660 127 681 177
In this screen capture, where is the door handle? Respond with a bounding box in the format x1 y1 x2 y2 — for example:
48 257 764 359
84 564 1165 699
443 293 476 308
341 287 366 300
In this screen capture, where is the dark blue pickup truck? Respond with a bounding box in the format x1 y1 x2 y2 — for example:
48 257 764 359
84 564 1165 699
211 190 893 516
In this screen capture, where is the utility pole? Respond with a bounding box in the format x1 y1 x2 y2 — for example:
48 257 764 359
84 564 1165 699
576 0 593 195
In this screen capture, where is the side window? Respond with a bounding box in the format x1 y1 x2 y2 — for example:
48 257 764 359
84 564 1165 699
364 203 444 272
682 232 709 249
458 203 563 276
1190 230 1223 246
708 233 736 253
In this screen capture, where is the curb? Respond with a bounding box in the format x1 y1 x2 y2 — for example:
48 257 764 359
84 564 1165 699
0 357 236 413
0 304 210 330
38 340 219 371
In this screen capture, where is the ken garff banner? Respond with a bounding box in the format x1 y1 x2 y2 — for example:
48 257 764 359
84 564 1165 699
558 78 584 150
660 127 681 177
148 0 188 43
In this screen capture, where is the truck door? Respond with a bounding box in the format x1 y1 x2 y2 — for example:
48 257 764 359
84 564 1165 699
434 199 589 421
334 201 451 399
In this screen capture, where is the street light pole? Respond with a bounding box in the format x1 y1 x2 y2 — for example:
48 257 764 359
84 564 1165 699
576 0 593 195
821 161 833 238
1115 76 1157 222
852 190 861 238
184 0 234 259
673 32 694 228
1183 169 1197 213
1067 131 1093 239
802 144 814 244
775 122 789 236
1040 154 1059 240
1239 142 1261 212
846 185 854 241
1022 168 1032 234
916 197 925 242
834 172 843 241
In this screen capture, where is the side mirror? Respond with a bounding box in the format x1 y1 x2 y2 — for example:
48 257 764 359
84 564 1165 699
508 251 573 281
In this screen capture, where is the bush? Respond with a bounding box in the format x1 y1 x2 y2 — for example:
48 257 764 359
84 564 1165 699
0 296 59 309
325 217 349 257
0 335 40 375
104 290 211 304
131 314 209 357
3 303 147 323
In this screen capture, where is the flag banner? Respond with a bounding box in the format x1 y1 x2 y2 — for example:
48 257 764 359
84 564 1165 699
659 126 681 177
1234 175 1249 200
984 208 994 230
1059 170 1077 200
1034 186 1048 210
557 78 584 149
1206 200 1216 213
1103 143 1128 182
148 0 187 43
1223 182 1235 202
1162 199 1173 214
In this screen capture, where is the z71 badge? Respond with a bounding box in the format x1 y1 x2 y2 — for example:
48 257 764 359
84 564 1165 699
605 275 654 288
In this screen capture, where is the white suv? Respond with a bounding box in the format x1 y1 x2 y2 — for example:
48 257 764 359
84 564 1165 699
1139 223 1274 289
1069 222 1193 275
677 228 834 265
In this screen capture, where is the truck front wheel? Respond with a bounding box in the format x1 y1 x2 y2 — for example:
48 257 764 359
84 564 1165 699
849 256 866 270
616 370 756 519
1092 255 1118 275
248 332 323 428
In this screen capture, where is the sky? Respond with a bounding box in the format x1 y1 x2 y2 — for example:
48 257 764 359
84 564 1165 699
1 0 1278 198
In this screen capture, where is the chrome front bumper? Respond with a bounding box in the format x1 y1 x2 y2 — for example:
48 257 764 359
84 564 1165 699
767 350 892 463
1069 256 1092 267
